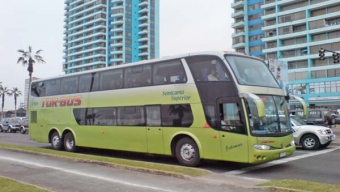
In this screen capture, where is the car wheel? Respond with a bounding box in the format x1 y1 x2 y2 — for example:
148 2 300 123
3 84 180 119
301 134 320 150
175 137 201 167
50 131 64 150
64 132 77 152
0 126 3 132
329 116 336 125
319 142 331 149
20 127 25 134
8 127 12 133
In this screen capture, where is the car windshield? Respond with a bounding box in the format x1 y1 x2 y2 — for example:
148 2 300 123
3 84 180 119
245 95 292 136
291 115 306 126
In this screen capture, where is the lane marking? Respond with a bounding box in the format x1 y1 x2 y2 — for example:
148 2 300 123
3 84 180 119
226 146 340 175
0 156 177 192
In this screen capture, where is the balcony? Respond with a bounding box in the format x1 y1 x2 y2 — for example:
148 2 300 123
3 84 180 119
261 0 276 9
139 15 148 21
232 42 246 49
138 36 148 42
232 21 245 28
231 0 244 9
138 22 149 27
110 57 124 62
139 43 148 49
138 51 149 56
139 0 149 6
231 11 244 19
232 32 245 38
139 8 148 14
138 29 148 35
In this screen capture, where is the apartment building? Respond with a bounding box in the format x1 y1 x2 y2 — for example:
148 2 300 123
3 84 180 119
63 0 159 74
261 0 340 109
231 0 265 59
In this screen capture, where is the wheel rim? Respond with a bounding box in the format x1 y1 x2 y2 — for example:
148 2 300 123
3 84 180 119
180 143 195 161
304 138 315 148
52 135 60 147
66 137 74 150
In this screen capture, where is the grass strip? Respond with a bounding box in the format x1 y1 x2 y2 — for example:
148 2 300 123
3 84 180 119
0 176 49 192
259 179 340 192
0 143 209 177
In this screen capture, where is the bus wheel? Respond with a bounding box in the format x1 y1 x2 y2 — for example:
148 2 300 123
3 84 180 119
175 137 201 167
51 132 63 150
64 132 76 152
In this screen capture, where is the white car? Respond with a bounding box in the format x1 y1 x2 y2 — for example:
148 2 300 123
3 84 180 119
291 115 336 150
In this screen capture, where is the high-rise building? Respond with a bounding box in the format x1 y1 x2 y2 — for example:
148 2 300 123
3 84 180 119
261 0 340 108
231 0 265 59
63 0 159 74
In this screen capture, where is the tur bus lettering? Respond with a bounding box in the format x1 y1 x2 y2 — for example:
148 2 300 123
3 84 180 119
42 96 82 107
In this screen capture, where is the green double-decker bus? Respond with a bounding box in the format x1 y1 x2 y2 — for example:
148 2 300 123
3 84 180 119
29 51 307 166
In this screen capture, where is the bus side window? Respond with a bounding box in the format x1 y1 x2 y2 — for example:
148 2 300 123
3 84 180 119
79 73 99 93
153 59 186 85
186 56 230 82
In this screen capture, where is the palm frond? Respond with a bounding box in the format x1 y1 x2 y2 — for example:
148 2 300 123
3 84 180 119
36 49 43 54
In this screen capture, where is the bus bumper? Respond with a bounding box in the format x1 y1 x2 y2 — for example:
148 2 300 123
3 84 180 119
249 145 295 164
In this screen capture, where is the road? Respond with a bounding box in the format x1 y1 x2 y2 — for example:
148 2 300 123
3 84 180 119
0 149 264 192
0 132 340 188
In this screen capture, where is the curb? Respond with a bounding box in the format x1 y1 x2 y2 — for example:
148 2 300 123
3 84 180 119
259 186 310 192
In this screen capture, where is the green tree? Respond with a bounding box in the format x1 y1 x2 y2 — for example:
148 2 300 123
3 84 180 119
0 86 11 119
17 46 45 117
10 87 22 117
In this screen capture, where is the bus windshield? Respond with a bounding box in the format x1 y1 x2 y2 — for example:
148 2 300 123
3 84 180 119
246 95 291 136
225 55 279 88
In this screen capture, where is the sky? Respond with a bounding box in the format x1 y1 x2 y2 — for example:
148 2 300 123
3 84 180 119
0 0 233 111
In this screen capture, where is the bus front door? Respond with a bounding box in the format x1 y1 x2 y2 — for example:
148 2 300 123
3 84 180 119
218 98 249 163
146 106 164 154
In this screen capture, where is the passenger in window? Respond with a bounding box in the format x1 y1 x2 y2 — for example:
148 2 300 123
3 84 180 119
114 80 123 89
207 68 220 81
129 77 140 87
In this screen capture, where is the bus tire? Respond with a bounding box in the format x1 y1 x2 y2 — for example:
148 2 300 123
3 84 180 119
51 131 64 150
175 137 201 167
64 132 77 152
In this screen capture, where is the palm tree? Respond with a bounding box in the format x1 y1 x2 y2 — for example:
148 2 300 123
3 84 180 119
10 87 22 117
17 46 45 117
0 86 12 119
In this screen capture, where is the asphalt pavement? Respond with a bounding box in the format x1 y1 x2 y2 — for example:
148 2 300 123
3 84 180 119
331 125 340 145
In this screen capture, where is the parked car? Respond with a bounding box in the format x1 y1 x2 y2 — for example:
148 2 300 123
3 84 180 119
291 115 336 150
1 117 24 133
0 120 4 132
335 114 340 124
20 119 29 134
290 109 336 128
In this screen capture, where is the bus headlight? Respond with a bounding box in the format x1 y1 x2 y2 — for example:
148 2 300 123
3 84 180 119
290 140 295 146
253 144 271 150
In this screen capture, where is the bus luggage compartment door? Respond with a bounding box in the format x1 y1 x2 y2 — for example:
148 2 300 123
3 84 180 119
146 106 164 154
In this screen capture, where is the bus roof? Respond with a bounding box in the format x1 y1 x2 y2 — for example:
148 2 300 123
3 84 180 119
32 51 258 83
